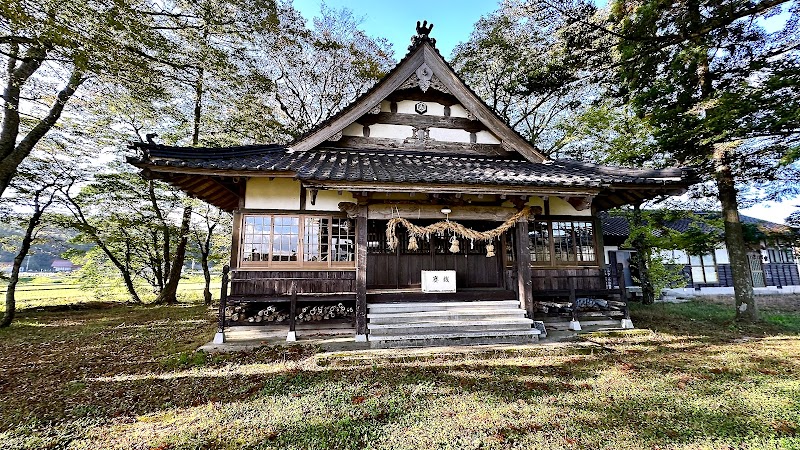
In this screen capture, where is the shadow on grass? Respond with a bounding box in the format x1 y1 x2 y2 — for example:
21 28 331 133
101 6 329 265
3 301 800 449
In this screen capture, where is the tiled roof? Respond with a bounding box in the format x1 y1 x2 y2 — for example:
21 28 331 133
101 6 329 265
600 211 792 237
130 144 691 189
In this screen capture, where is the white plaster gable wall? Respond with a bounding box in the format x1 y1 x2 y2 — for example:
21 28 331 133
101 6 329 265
395 100 446 116
305 190 356 211
449 104 470 118
245 178 301 210
475 130 501 144
341 123 363 137
549 197 592 216
428 127 471 143
367 123 414 139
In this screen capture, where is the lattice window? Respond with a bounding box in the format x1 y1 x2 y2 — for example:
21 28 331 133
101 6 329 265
529 221 551 263
530 220 596 266
240 214 354 268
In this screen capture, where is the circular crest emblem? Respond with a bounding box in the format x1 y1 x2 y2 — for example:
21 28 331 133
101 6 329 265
415 102 427 115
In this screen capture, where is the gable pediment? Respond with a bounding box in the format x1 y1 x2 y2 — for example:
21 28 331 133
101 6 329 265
290 40 546 162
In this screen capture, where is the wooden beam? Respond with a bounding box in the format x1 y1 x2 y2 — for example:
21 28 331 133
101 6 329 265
328 136 509 156
356 112 487 132
230 211 242 269
367 204 520 221
386 89 460 106
302 180 601 197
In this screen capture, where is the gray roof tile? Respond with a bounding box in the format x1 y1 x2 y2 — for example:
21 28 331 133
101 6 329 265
129 143 693 190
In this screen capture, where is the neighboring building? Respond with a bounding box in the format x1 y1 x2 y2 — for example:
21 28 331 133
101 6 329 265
127 24 696 345
51 259 78 272
601 212 800 290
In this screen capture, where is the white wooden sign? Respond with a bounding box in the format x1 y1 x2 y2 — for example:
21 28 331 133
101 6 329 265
421 270 456 293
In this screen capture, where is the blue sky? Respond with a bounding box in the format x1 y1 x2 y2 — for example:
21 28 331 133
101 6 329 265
293 0 500 59
291 0 796 223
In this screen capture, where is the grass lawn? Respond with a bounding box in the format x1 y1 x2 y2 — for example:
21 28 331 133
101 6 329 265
1 298 799 449
0 274 222 311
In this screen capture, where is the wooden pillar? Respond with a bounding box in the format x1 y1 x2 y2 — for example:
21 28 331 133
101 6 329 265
569 277 578 323
287 281 298 342
229 211 242 268
618 262 634 328
213 265 229 344
515 219 533 318
355 205 368 341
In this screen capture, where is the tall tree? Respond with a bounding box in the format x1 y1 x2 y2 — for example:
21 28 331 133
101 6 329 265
60 166 190 303
248 3 394 140
452 0 596 156
599 0 800 321
191 203 231 305
1 148 78 327
0 0 195 196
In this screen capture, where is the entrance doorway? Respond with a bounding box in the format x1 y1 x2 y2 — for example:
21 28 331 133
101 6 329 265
366 219 504 289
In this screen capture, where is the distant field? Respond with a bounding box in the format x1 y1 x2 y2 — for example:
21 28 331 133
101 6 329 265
0 274 222 310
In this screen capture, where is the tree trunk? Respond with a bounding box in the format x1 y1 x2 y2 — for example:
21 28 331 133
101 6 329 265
148 180 170 280
714 146 757 322
0 207 43 327
0 62 83 197
64 195 142 303
201 246 212 305
631 204 656 304
192 66 204 147
154 205 192 305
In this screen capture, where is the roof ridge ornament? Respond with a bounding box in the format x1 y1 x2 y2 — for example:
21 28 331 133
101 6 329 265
409 20 436 51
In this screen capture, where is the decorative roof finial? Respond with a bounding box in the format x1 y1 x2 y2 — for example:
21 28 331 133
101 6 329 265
409 20 436 51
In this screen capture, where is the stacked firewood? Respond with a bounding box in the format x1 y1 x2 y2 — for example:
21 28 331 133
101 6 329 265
225 303 354 324
534 300 626 315
296 303 354 323
534 302 572 315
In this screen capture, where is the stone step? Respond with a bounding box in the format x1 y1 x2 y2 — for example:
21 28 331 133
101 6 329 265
367 300 521 314
367 309 526 324
368 329 541 349
367 318 534 336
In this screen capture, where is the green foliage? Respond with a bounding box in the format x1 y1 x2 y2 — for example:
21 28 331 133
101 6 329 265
558 102 660 165
59 164 190 301
452 0 594 156
606 0 800 195
645 256 687 295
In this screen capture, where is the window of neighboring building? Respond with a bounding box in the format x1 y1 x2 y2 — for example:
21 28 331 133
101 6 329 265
767 247 795 263
529 220 597 266
240 214 355 268
689 253 718 283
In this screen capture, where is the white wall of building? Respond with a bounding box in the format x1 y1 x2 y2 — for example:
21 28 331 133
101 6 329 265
305 190 355 211
245 178 300 210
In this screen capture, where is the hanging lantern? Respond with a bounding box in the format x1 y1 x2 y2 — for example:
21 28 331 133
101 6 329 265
485 243 495 258
408 235 419 251
449 235 460 253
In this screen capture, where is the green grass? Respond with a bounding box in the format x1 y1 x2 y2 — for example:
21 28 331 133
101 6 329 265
0 299 798 449
0 274 222 311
